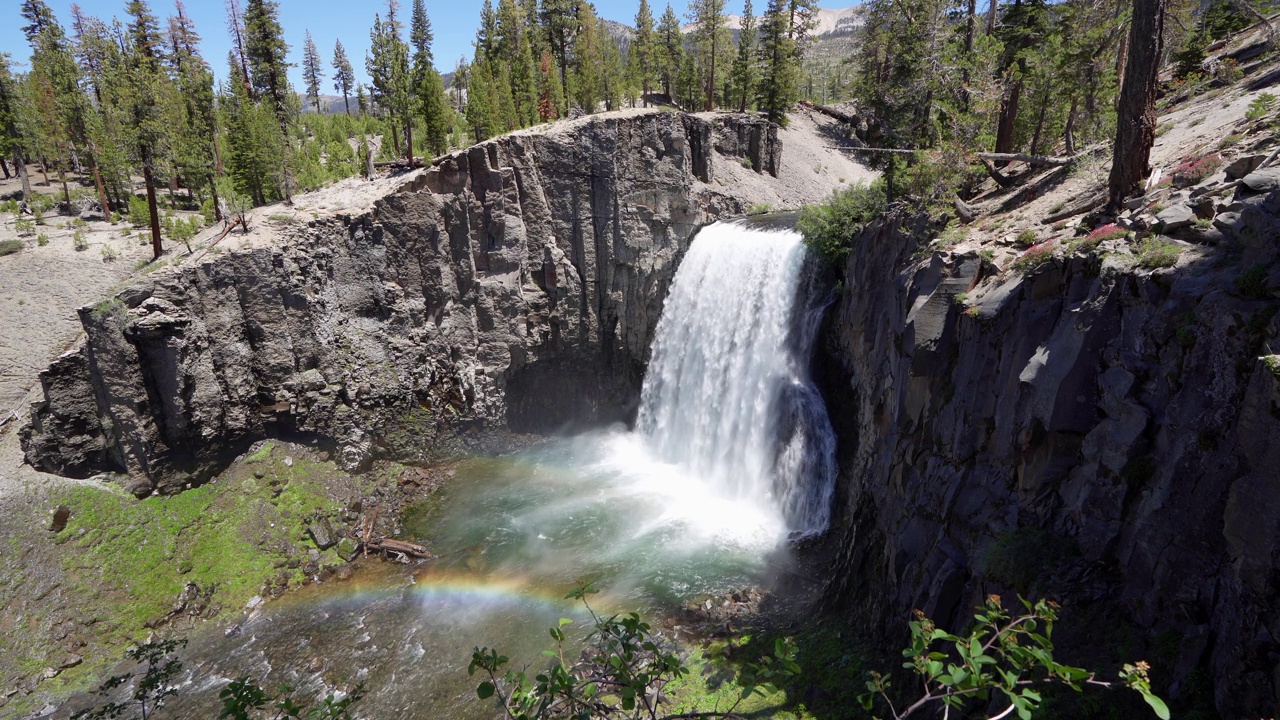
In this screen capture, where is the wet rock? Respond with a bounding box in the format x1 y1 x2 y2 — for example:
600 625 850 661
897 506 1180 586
336 537 359 562
48 506 70 533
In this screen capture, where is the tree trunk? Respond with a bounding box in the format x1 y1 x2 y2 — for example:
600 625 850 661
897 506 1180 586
39 159 49 186
344 91 351 115
963 0 977 110
15 152 31 204
1029 87 1050 156
405 117 414 165
0 156 8 179
1108 0 1165 210
994 79 1022 156
89 146 110 214
1063 98 1078 155
207 171 222 222
143 162 163 260
59 169 71 211
706 31 718 112
986 0 999 34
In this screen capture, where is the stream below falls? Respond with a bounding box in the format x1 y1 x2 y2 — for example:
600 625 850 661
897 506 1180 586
96 222 839 719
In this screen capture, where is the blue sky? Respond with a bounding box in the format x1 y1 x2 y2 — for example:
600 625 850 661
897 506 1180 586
1 0 847 91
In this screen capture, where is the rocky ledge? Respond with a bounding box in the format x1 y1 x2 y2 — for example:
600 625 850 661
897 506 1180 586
819 180 1280 716
21 110 789 495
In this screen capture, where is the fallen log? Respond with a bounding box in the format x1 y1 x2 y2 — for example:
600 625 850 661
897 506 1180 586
372 157 425 169
1040 191 1106 224
799 99 859 124
364 538 434 561
824 145 1080 167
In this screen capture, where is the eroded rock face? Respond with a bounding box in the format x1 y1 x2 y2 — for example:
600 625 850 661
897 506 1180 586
819 191 1280 717
21 111 782 493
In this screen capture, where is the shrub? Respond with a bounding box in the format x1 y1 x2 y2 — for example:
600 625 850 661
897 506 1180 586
101 245 119 262
0 239 23 256
1246 92 1276 121
1015 228 1038 248
129 194 151 227
1136 236 1181 269
36 233 49 246
15 217 35 235
1235 263 1271 299
1010 240 1057 273
1076 223 1129 252
1171 153 1222 187
748 202 771 216
798 179 889 265
73 230 88 251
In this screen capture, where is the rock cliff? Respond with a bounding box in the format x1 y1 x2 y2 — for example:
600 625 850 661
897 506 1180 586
21 111 789 494
819 185 1280 716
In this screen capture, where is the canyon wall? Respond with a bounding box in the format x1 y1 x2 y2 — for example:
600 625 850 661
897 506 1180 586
819 189 1280 716
21 111 781 495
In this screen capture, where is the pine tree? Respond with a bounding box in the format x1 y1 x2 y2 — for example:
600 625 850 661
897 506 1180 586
628 0 657 106
452 57 470 112
355 82 369 114
540 0 578 96
367 3 414 162
730 0 759 112
302 30 324 113
535 49 565 121
599 23 626 111
167 1 218 211
757 0 798 125
124 0 169 259
0 53 32 203
498 0 538 127
655 4 683 100
410 0 450 156
225 0 253 95
221 52 283 206
466 61 495 140
332 39 355 115
688 0 729 111
421 67 450 154
244 0 292 124
570 1 604 112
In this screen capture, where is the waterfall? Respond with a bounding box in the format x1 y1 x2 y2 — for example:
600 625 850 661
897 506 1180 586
636 222 838 536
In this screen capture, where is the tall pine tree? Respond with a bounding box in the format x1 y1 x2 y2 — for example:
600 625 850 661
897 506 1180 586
332 40 355 115
302 30 324 113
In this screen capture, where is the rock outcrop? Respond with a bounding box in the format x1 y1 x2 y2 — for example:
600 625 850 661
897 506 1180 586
819 185 1280 716
21 111 783 494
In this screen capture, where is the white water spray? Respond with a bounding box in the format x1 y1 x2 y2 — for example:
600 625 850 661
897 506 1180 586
636 222 838 536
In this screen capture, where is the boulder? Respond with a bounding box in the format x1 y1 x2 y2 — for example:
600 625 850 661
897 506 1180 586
1155 204 1196 231
307 518 337 550
1224 154 1267 180
1242 167 1280 192
48 506 70 533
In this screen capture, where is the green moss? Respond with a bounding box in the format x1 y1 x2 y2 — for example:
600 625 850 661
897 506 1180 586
47 445 343 654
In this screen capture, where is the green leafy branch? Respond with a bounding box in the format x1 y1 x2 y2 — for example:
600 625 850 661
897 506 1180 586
858 595 1170 720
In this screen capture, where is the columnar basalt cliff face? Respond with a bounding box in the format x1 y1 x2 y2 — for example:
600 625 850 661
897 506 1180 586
21 111 782 494
820 191 1280 717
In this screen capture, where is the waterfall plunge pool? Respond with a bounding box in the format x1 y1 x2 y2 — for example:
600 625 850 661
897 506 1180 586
86 222 838 719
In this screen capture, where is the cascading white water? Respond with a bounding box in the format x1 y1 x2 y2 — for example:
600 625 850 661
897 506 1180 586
636 222 838 536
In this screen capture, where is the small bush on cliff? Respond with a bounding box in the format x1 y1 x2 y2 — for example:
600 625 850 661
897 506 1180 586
468 588 1167 720
798 179 889 265
0 239 23 256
